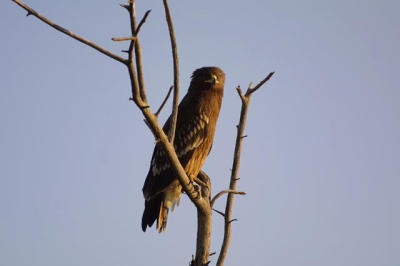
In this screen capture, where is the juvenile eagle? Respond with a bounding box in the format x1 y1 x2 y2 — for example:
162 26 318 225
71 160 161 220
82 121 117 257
142 66 225 232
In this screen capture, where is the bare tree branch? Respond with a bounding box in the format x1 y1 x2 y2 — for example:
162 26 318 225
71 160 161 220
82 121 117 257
213 209 225 217
120 3 130 11
216 72 275 266
136 9 151 35
11 0 127 64
126 37 141 105
194 171 212 266
112 36 137 42
155 86 174 117
246 72 275 96
162 0 179 144
127 0 147 102
210 190 246 207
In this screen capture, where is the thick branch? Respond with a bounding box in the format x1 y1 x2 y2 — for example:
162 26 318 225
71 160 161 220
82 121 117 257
12 0 127 64
193 171 212 266
195 204 212 266
162 0 179 144
216 72 274 266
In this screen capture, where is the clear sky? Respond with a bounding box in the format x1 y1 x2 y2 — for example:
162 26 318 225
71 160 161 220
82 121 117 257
1 0 399 265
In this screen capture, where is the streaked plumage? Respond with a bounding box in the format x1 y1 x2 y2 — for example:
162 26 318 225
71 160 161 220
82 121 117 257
142 66 225 232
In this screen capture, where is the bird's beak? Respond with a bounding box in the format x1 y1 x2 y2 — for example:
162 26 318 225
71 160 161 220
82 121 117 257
205 74 219 84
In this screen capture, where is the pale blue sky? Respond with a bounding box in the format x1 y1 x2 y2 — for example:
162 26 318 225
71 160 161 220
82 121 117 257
1 0 399 265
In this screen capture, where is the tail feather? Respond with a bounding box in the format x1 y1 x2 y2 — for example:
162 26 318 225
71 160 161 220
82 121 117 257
157 200 169 233
141 193 169 232
141 194 162 232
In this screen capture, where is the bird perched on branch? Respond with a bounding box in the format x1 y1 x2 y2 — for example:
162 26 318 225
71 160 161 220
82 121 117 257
142 66 225 232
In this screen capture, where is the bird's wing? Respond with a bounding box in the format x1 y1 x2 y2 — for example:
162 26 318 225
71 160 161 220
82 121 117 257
173 113 209 158
142 112 209 199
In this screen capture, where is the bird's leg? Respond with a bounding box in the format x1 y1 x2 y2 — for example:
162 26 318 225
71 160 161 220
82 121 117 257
194 176 208 188
197 170 211 199
188 174 207 187
187 174 210 200
186 174 202 199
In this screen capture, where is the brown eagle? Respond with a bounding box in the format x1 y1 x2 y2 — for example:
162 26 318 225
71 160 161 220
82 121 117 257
142 66 225 232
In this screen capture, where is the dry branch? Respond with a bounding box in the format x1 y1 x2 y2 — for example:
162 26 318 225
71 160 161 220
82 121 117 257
136 9 151 35
211 190 246 207
155 86 174 117
213 209 225 217
112 36 137 42
127 0 147 102
162 0 179 144
216 72 275 266
11 0 127 64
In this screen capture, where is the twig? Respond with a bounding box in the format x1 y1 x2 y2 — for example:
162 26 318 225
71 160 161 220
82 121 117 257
120 3 129 11
216 72 274 266
112 36 137 42
246 72 274 96
136 10 151 35
213 209 225 218
11 0 127 65
155 86 174 117
210 190 246 207
163 0 179 144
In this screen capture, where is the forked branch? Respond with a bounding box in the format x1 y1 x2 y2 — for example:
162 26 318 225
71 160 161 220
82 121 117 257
216 72 275 266
126 0 148 102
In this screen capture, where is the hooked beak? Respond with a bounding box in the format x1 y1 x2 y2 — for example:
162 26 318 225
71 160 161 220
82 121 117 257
205 74 219 84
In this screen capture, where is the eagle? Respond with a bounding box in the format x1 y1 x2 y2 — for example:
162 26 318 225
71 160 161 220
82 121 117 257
142 66 225 232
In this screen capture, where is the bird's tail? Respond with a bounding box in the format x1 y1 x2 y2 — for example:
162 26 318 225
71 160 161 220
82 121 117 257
141 194 170 233
141 185 181 233
157 200 169 233
141 193 162 232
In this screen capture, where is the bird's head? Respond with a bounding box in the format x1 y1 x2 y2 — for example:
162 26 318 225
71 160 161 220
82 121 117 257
190 66 225 92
